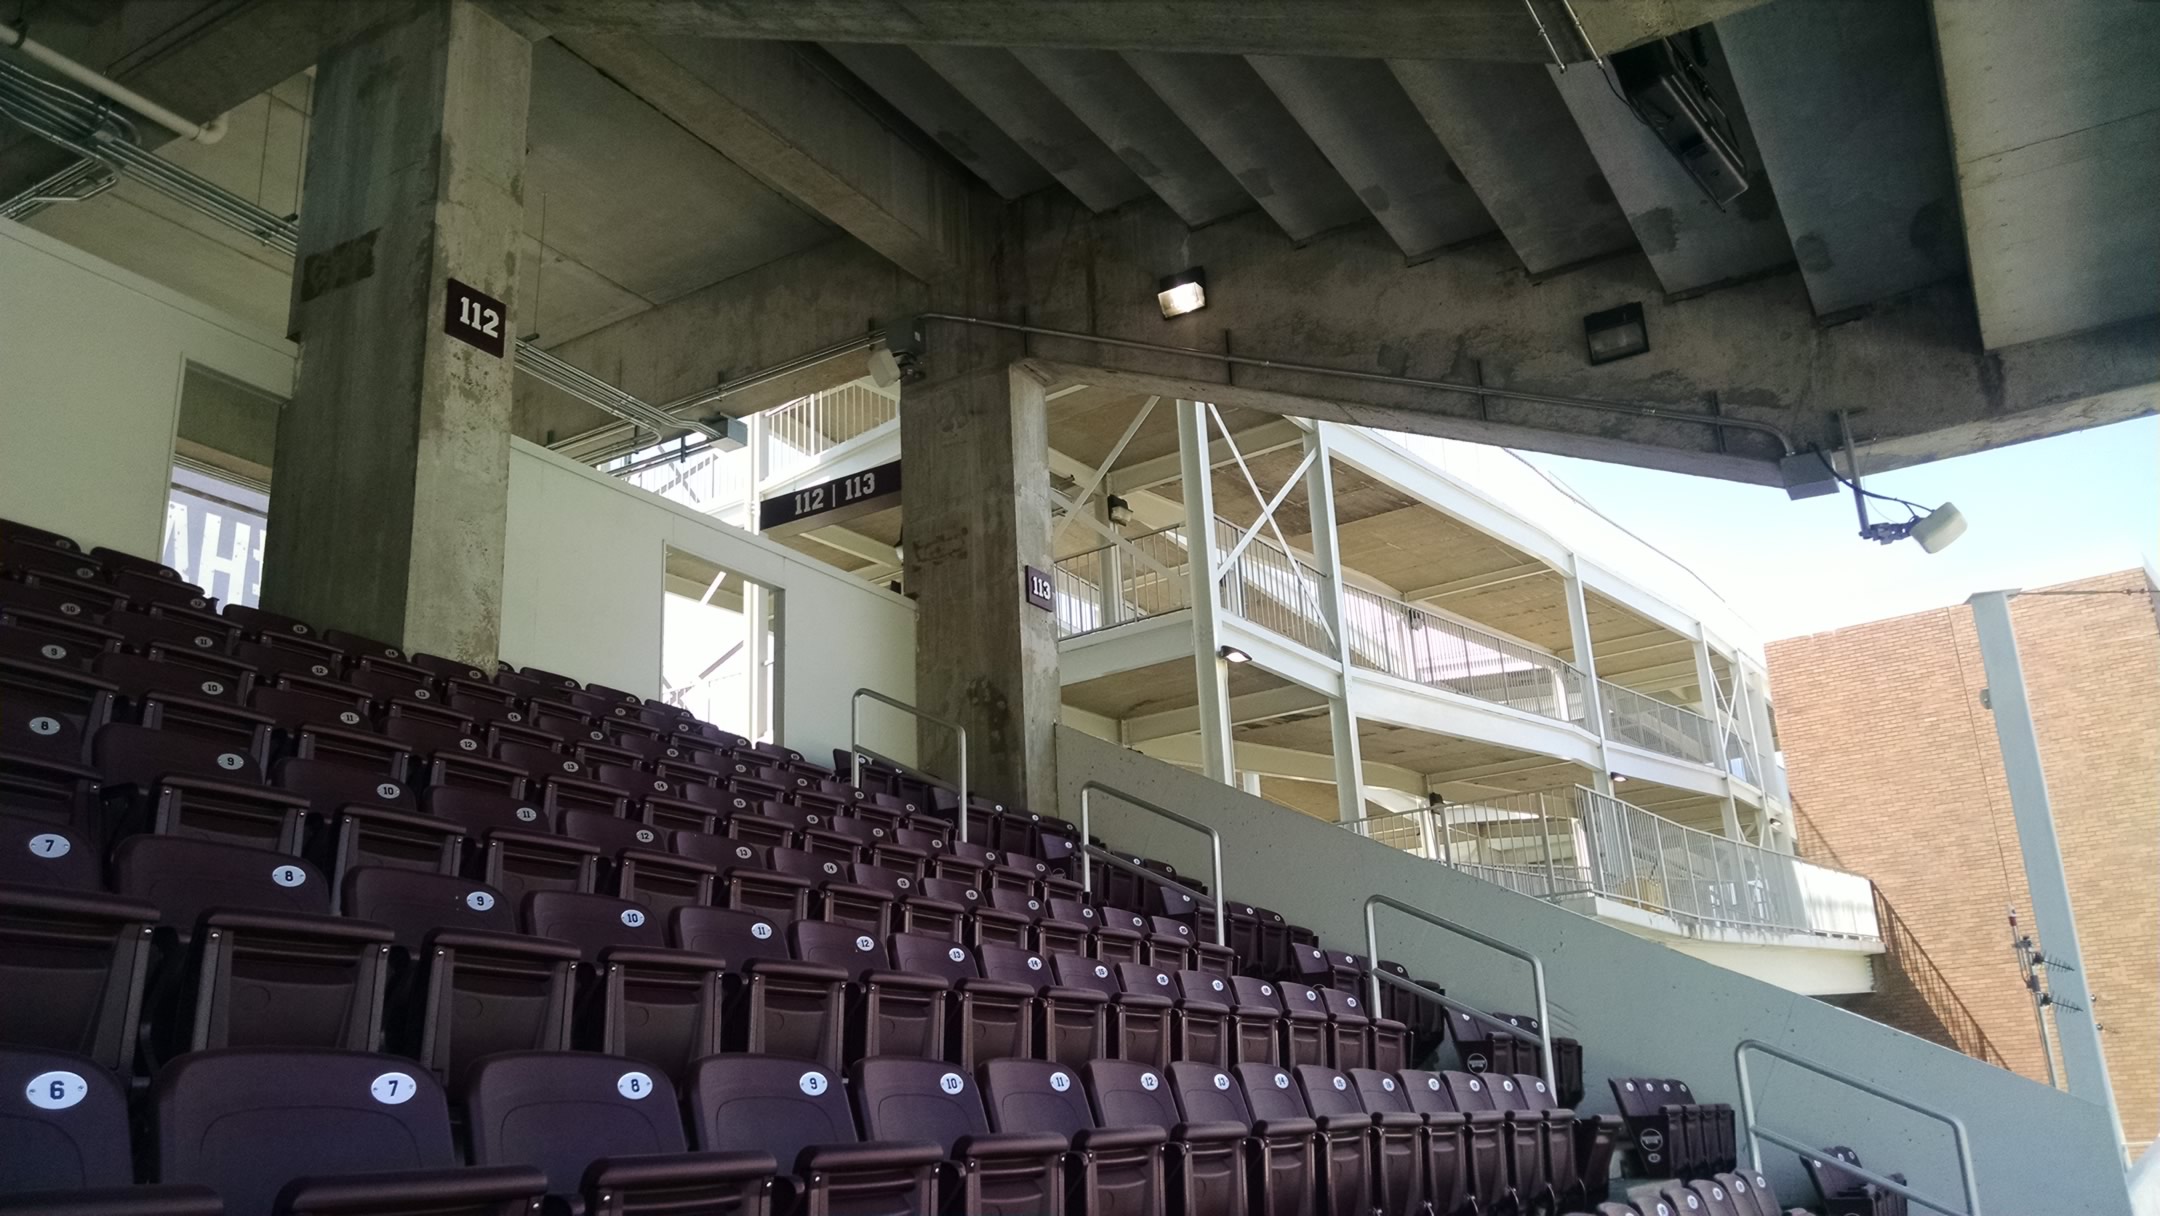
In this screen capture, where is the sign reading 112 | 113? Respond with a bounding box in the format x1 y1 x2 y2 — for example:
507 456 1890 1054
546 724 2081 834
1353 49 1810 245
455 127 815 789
757 459 902 531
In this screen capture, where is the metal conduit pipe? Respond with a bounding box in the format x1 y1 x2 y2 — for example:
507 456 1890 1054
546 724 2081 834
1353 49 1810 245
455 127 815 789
1 22 225 142
914 312 1798 457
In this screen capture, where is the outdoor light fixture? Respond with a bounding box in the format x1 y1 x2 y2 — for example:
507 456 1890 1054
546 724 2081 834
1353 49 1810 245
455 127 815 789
1583 302 1649 364
1157 268 1207 318
1218 645 1252 664
1106 494 1134 527
1609 772 1630 784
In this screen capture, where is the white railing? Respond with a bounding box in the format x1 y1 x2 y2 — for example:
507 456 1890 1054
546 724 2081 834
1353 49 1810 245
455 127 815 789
1052 524 1193 639
605 380 899 523
1346 787 1879 942
1346 585 1589 725
763 381 898 483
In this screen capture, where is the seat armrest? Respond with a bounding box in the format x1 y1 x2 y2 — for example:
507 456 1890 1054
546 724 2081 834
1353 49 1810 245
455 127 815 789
0 1185 222 1216
422 926 582 963
951 1132 1070 1162
1310 1114 1373 1135
795 1140 945 1174
618 847 716 875
487 829 603 856
331 803 458 833
954 977 1037 1000
595 945 728 972
582 1149 778 1192
1040 985 1111 1006
1072 1126 1169 1154
741 958 851 983
275 1164 545 1214
0 886 157 923
1112 991 1172 1011
860 968 950 993
725 866 813 889
1170 1120 1251 1145
1250 1117 1318 1140
198 908 396 944
1372 1111 1425 1130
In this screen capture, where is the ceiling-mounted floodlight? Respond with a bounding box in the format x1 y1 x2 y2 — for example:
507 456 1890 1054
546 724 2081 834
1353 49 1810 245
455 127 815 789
1609 772 1630 784
1218 644 1251 664
1584 302 1649 364
1834 412 1966 554
1157 268 1207 319
1106 494 1134 527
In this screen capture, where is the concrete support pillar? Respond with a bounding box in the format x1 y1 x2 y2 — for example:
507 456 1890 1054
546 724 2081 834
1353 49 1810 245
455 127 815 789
1564 559 1615 796
262 1 530 666
1301 423 1367 824
900 364 1059 812
1176 400 1235 785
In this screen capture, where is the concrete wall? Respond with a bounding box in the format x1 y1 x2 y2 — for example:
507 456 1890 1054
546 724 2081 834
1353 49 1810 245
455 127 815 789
1769 569 2159 1154
503 441 917 764
0 219 294 555
1057 726 2131 1213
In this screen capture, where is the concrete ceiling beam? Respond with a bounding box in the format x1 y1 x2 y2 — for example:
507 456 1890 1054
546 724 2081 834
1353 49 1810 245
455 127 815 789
1121 52 1365 244
1388 59 1635 275
1245 55 1494 261
553 35 974 283
820 42 1055 201
509 1 1779 63
909 45 1150 213
1011 49 1250 228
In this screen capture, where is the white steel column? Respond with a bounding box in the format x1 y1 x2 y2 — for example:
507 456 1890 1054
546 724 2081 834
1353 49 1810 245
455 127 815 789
1969 590 2122 1148
1564 557 1614 795
1176 400 1235 784
1698 632 1744 839
744 411 774 741
1301 423 1368 824
1239 770 1263 796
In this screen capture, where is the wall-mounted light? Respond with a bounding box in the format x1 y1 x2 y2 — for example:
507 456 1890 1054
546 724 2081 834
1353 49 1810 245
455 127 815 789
1583 302 1649 365
1218 644 1251 664
1157 268 1207 318
1608 771 1630 784
1105 494 1133 527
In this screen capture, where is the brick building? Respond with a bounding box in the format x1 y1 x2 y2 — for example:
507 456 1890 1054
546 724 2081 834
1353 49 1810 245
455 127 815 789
1767 568 2159 1153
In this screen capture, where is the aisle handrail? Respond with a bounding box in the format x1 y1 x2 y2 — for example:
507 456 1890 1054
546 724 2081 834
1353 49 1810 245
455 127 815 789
1079 781 1226 946
1364 893 1556 1091
850 689 968 842
1734 1039 1980 1216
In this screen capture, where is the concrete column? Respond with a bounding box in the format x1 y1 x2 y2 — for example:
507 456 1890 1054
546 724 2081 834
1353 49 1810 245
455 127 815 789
900 364 1059 812
1301 423 1367 824
1563 559 1615 796
262 1 529 666
1175 400 1235 785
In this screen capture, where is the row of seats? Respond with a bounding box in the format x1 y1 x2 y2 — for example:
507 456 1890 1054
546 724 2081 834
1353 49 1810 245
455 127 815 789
6 1042 1650 1216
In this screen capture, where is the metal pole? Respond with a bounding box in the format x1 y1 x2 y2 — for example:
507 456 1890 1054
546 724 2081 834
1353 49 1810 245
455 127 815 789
1967 591 2121 1149
1538 794 1559 895
2008 908 2062 1089
850 689 969 843
1079 782 1227 947
1176 400 1235 785
1365 893 1556 1093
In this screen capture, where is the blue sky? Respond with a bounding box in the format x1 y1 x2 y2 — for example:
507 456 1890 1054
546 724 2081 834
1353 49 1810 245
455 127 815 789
1519 414 2159 642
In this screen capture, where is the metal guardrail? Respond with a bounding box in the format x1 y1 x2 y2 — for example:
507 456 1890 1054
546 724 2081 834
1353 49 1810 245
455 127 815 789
1078 781 1226 947
1364 894 1556 1092
1052 524 1192 639
1735 1039 1980 1216
850 688 968 843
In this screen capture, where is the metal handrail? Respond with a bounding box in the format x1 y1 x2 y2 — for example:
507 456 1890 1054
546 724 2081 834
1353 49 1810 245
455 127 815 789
1365 894 1556 1091
850 688 969 843
1735 1039 1980 1216
1082 845 1219 929
1078 781 1227 947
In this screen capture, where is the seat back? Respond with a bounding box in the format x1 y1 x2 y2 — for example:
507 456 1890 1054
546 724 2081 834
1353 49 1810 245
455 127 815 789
341 867 515 948
978 1057 1095 1139
670 906 791 963
687 1055 857 1169
852 1057 995 1153
521 891 664 960
0 1047 135 1192
153 1048 458 1216
1293 1065 1363 1119
94 721 264 787
791 920 887 975
978 942 1057 987
1051 952 1120 997
1166 1062 1254 1128
1400 1069 1459 1114
1082 1058 1180 1133
1233 1063 1310 1123
890 931 981 983
466 1051 688 1202
1348 1067 1416 1115
112 835 326 933
275 757 419 813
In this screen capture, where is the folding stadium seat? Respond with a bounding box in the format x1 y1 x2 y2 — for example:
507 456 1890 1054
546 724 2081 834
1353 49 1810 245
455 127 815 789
979 1058 1168 1216
1491 1011 1584 1106
107 603 239 657
1048 952 1168 1067
109 568 214 615
0 612 120 679
231 637 344 686
1805 1146 1910 1216
1111 963 1222 1065
890 931 1037 1066
0 570 116 626
1450 1007 1539 1078
1235 1062 1372 1216
152 1047 545 1214
442 678 522 729
790 920 948 1062
1348 1068 1470 1216
672 909 844 1066
1037 896 1102 957
1401 1069 1509 1215
509 663 584 693
826 861 918 934
968 885 1039 949
0 811 100 892
1314 988 1372 1070
0 1046 222 1213
0 883 158 1072
94 647 257 712
112 834 393 1063
523 700 596 743
1226 977 1288 1066
0 518 85 551
2 656 115 765
558 808 716 917
341 867 576 1080
541 774 634 821
901 876 981 941
1439 1069 1553 1213
707 844 816 923
1514 1070 1619 1207
1086 907 1148 965
0 751 102 841
1610 1077 1732 1180
250 672 373 736
95 720 308 852
220 602 325 644
1725 1165 1810 1216
1484 1072 1583 1210
1293 1064 1421 1216
1083 1059 1252 1216
421 785 598 901
275 756 465 883
465 1050 777 1216
521 890 725 1078
979 942 1109 1067
322 629 408 662
689 1055 941 1216
1275 983 1332 1067
851 1057 1067 1216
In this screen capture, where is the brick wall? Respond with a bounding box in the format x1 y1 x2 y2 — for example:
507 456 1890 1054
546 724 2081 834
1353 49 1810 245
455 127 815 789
1767 569 2158 1152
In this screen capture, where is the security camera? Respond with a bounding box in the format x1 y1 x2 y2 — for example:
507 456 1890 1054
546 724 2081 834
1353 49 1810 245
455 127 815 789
1909 503 1966 554
866 343 903 388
